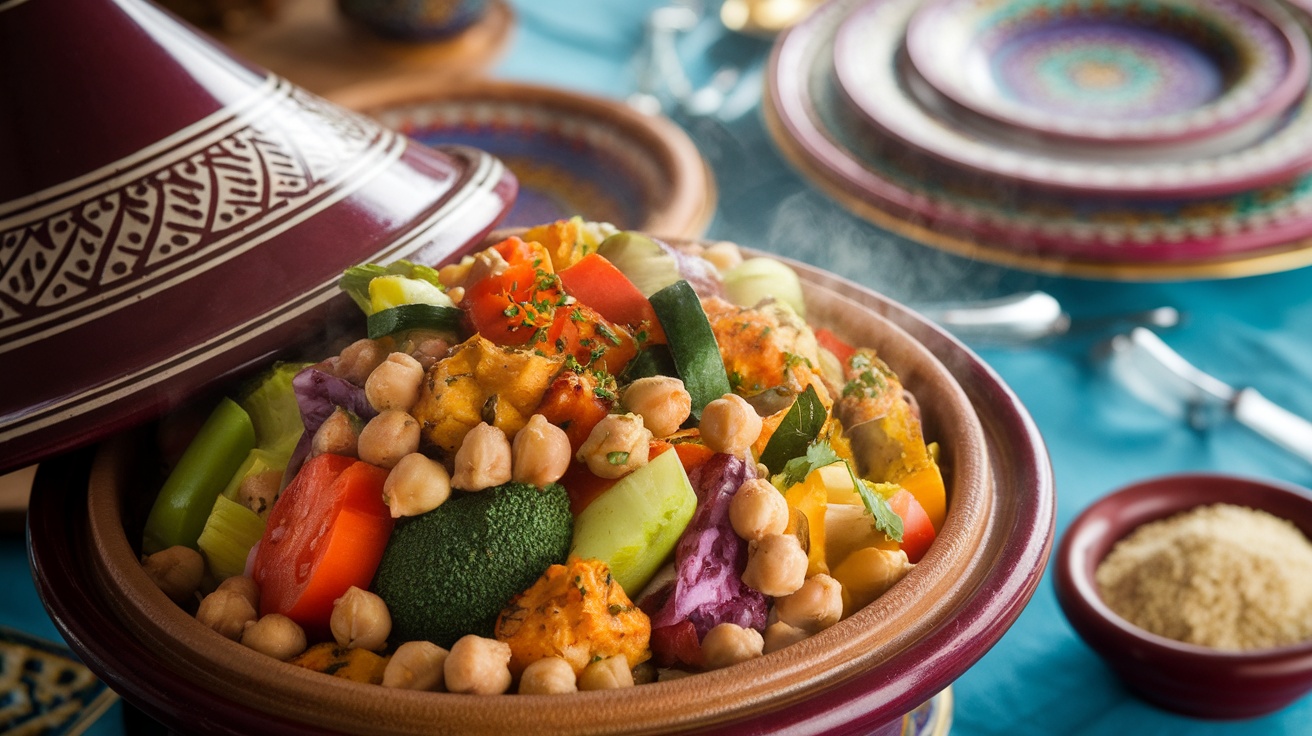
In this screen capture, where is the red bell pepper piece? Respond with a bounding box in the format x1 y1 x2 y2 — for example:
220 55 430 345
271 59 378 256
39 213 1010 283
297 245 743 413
251 454 394 640
558 254 665 344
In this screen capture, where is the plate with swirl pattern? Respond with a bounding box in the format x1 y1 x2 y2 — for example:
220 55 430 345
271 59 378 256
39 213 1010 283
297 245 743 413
902 0 1310 147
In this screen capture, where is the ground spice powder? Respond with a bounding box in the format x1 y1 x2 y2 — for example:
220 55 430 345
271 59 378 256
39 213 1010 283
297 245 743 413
1095 503 1312 651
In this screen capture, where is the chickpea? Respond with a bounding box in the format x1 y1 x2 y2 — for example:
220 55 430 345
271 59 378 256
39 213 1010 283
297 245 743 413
383 453 451 517
518 656 578 695
729 478 789 541
621 377 692 438
576 413 652 479
411 335 452 371
140 545 204 604
577 655 634 691
217 575 261 611
775 574 843 632
383 641 449 691
464 248 510 286
438 256 474 290
702 241 744 273
237 470 280 518
311 407 359 458
240 614 307 660
451 422 513 491
445 286 465 304
195 589 257 641
444 635 512 695
335 338 390 385
742 533 809 596
357 409 421 469
330 586 392 651
366 352 425 413
763 620 810 654
701 623 764 670
699 393 763 456
511 414 571 487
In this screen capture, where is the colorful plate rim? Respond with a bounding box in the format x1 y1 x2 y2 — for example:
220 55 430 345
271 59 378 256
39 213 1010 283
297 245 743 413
766 0 1312 277
901 0 1311 146
830 0 1312 199
329 78 716 240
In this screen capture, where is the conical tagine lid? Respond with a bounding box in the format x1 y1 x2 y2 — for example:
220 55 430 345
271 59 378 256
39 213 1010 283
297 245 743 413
0 0 517 473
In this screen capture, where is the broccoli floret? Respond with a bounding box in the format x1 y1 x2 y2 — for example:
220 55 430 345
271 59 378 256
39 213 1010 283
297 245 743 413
372 481 573 648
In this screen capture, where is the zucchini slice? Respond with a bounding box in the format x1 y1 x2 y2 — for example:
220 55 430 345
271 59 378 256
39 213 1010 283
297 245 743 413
648 280 731 421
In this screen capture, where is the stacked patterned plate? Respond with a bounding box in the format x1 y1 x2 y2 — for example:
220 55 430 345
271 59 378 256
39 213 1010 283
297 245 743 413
764 0 1312 279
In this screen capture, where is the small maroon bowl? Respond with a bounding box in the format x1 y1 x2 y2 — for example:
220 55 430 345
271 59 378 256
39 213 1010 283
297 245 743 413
1054 473 1312 719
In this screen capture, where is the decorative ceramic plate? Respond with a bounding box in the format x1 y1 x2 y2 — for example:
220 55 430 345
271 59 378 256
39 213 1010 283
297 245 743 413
0 625 118 735
767 0 1312 277
831 0 1312 198
332 79 715 238
902 0 1310 147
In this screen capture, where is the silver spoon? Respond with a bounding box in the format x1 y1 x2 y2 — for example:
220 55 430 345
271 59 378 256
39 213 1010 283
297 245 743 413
921 291 1181 344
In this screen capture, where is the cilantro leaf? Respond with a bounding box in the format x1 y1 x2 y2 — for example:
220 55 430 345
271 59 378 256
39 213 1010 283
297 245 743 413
771 438 841 490
758 385 826 475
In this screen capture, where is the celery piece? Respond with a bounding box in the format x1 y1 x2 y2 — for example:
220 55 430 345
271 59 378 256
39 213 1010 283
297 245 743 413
197 494 266 581
237 361 309 461
220 448 286 501
142 397 256 555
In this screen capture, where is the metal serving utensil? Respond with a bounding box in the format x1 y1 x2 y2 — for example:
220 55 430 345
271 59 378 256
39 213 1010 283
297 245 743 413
1107 327 1312 465
921 291 1181 344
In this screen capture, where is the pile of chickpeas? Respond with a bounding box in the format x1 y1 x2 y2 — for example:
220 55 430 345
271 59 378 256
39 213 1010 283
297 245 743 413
139 232 914 692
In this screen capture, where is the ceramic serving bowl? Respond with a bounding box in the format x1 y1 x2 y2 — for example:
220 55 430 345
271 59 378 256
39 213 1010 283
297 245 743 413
0 0 516 475
1054 473 1312 719
330 78 715 238
29 247 1054 734
903 0 1311 148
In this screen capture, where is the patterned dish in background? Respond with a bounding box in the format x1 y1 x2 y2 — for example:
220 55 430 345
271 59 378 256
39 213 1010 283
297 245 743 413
903 0 1310 146
331 79 716 238
766 0 1312 277
831 0 1312 198
0 625 117 735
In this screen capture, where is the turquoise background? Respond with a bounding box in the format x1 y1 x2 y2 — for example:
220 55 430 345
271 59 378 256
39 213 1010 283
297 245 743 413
6 1 1312 733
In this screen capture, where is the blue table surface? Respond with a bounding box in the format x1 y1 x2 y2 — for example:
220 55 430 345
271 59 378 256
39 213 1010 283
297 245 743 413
7 1 1312 734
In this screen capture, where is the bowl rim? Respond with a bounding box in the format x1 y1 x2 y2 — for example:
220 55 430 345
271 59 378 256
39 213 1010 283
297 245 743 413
29 248 1055 734
327 77 717 241
1055 471 1312 661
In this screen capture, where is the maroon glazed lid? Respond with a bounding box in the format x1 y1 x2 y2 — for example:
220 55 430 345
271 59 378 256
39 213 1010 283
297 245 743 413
0 0 517 474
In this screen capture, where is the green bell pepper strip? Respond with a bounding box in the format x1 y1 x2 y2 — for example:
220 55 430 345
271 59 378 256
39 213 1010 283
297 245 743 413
142 397 256 555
